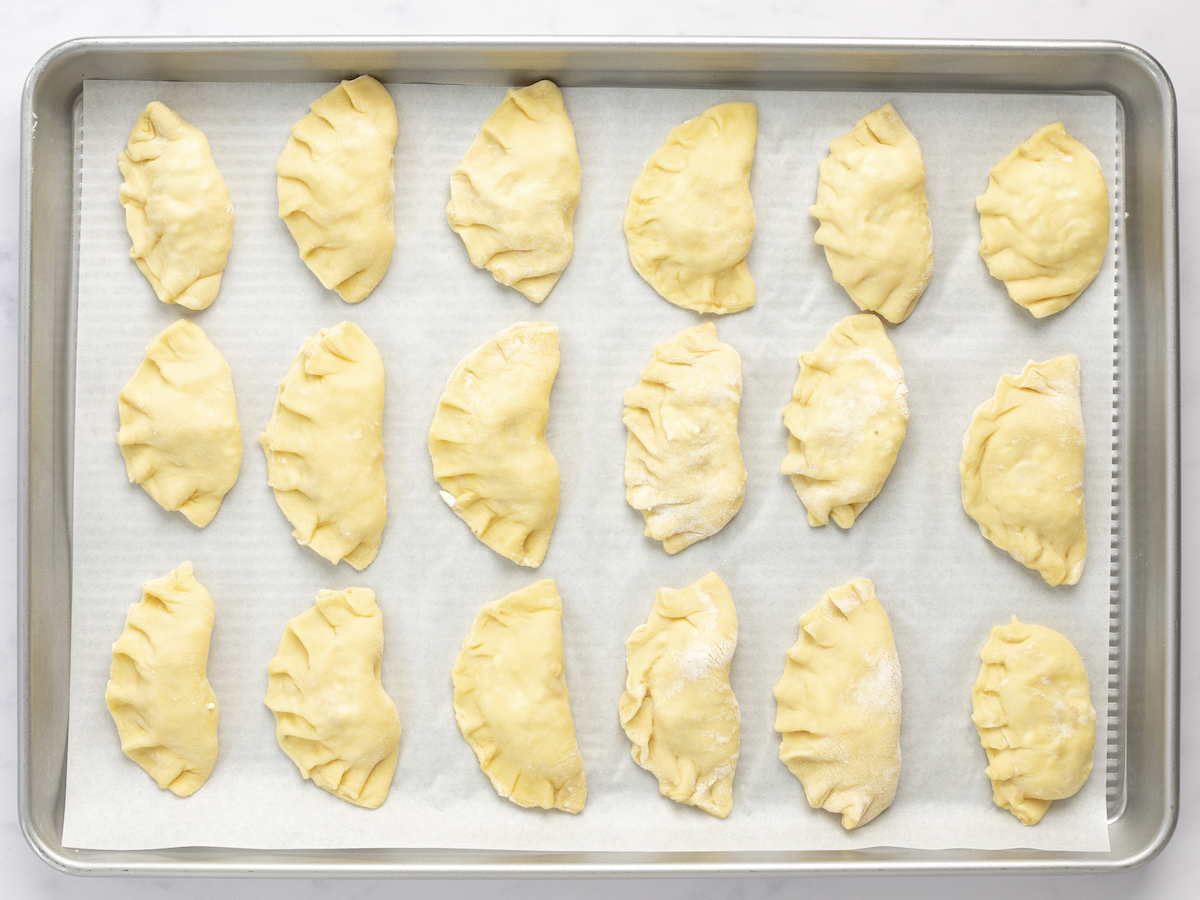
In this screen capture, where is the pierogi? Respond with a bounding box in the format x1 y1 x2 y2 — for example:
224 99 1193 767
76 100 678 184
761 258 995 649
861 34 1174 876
782 314 908 528
773 578 902 830
977 123 1109 318
810 103 933 323
447 80 580 303
117 319 242 527
429 322 560 567
624 323 746 553
277 75 397 303
452 579 586 812
619 572 739 818
105 562 218 797
260 322 387 570
118 101 233 311
624 102 757 314
264 587 401 809
960 355 1086 586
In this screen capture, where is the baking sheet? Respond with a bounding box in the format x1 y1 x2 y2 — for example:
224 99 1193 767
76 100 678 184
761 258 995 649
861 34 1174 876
61 79 1118 853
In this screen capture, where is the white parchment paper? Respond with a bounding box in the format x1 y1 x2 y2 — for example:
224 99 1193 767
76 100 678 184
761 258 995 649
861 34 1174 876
62 79 1118 853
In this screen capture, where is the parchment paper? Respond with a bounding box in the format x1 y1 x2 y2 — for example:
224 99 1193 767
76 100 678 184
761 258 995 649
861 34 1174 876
62 79 1118 853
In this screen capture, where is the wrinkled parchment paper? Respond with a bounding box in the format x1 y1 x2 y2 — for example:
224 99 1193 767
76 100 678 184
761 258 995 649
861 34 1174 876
62 79 1117 852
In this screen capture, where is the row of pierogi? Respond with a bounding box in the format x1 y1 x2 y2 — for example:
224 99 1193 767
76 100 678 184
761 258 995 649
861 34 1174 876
118 77 1109 327
106 564 1096 827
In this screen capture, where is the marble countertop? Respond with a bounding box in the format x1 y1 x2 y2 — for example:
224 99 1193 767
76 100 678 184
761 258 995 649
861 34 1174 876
2 1 1195 897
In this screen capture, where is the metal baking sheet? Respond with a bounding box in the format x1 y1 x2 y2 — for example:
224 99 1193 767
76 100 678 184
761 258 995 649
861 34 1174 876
18 37 1179 877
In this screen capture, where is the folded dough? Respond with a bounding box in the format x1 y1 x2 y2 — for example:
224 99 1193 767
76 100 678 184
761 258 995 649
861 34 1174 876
619 572 739 817
447 80 580 303
264 588 400 809
977 122 1110 317
782 313 908 528
773 578 901 830
277 75 397 303
452 580 587 812
810 103 933 324
960 355 1086 586
429 321 560 567
118 101 234 311
624 102 757 314
117 319 243 527
972 617 1095 825
105 562 218 797
260 322 386 570
624 323 746 553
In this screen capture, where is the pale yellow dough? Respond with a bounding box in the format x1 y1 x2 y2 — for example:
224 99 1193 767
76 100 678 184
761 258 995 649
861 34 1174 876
117 319 243 527
619 572 739 817
773 578 902 830
429 321 560 567
447 80 581 303
624 103 757 314
624 323 746 553
810 103 933 324
118 102 233 311
277 75 397 303
977 122 1110 317
452 580 587 812
960 355 1086 586
972 617 1095 825
105 562 218 797
782 313 909 528
264 588 400 809
261 322 386 570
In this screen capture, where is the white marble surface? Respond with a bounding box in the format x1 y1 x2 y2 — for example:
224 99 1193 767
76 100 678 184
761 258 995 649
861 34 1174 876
2 0 1195 896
